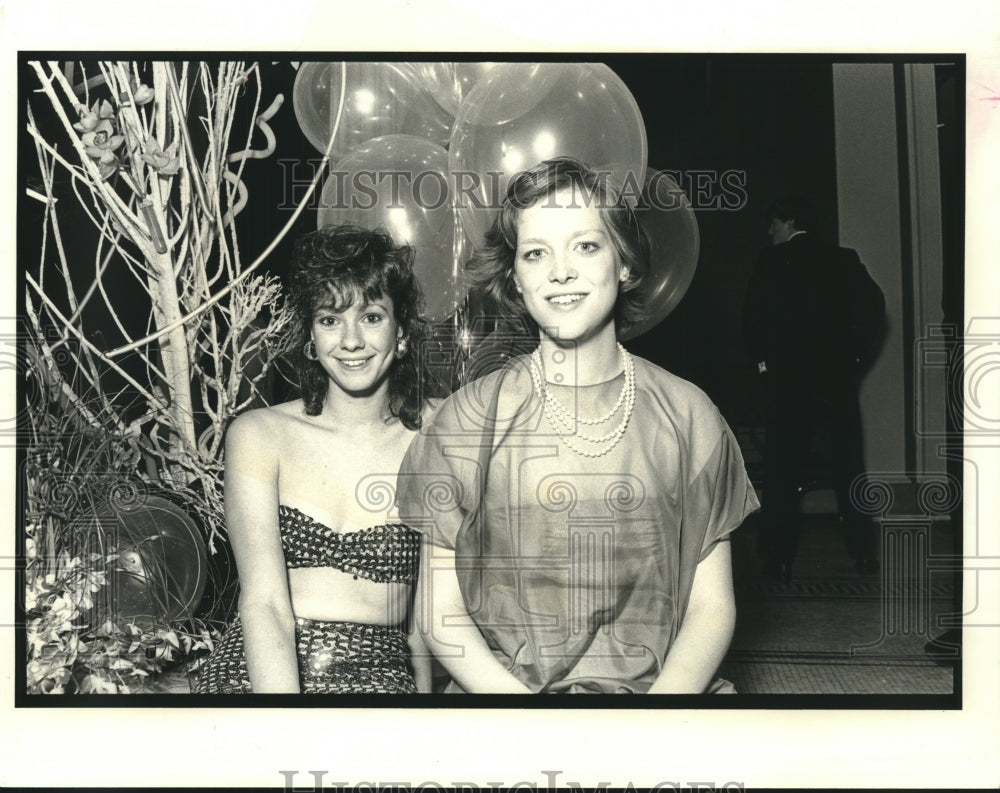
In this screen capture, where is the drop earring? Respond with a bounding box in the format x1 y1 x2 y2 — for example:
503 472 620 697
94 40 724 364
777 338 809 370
304 339 318 361
396 337 409 358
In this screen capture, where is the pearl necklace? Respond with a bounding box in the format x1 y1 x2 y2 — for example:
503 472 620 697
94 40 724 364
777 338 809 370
528 343 636 458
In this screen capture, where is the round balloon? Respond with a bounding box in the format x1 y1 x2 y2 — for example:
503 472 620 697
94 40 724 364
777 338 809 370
74 493 208 626
449 62 647 244
621 168 700 340
411 62 501 117
292 62 453 160
317 134 468 322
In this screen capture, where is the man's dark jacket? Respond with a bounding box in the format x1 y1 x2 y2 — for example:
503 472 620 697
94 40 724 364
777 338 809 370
743 232 885 388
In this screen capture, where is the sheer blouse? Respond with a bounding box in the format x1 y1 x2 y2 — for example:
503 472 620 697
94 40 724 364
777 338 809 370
397 354 759 693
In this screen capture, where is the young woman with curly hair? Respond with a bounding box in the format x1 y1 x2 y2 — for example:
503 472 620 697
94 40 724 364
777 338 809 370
194 225 432 694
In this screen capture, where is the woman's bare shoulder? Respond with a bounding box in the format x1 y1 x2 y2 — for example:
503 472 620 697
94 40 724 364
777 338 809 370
227 401 308 441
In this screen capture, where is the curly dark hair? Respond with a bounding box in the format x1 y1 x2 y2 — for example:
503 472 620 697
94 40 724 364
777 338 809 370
286 224 429 430
465 156 651 339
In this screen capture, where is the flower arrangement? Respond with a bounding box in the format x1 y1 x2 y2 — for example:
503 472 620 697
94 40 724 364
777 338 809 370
23 60 317 693
22 341 221 693
25 534 215 695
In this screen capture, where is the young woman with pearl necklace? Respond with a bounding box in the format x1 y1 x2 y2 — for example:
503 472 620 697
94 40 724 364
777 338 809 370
398 157 759 695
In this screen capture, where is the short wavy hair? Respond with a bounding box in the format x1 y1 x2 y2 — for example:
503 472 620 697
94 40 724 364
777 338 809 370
465 157 651 339
286 224 428 430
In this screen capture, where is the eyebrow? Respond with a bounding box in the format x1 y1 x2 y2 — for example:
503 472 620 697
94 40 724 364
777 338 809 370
517 228 608 246
316 298 390 312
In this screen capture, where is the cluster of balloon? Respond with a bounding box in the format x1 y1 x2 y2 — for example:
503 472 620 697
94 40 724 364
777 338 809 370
448 62 648 246
73 494 208 627
317 134 467 322
293 61 693 340
622 168 700 341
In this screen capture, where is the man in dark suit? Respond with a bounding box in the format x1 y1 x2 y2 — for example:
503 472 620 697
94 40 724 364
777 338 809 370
743 196 885 581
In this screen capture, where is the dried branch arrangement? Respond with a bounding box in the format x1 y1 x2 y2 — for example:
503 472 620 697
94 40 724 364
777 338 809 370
26 60 300 545
23 60 312 692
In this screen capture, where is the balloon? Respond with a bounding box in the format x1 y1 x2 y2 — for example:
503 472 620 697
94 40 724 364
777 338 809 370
292 62 453 160
449 62 647 244
317 134 468 322
75 493 208 626
411 62 501 117
621 168 700 340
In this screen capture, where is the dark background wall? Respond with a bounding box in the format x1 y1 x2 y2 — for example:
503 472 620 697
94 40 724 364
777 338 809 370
607 56 838 431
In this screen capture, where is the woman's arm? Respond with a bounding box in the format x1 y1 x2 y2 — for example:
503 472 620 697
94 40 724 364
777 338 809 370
224 412 299 693
646 539 737 694
415 540 532 694
406 617 433 693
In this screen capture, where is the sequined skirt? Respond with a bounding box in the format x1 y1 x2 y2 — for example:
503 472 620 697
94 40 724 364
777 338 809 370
191 615 417 694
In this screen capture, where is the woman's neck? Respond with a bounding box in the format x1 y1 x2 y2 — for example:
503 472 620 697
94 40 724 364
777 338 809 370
319 381 393 428
537 325 622 387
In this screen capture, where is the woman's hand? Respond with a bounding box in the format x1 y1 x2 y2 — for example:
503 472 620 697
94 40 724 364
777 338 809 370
415 540 532 694
646 539 737 694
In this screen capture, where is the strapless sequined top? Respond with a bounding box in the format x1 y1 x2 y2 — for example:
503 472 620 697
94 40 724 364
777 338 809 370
278 505 420 585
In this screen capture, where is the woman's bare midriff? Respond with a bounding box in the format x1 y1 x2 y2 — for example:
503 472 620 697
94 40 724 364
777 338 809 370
287 566 412 626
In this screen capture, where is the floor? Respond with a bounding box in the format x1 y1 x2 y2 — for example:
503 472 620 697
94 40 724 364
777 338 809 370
720 509 958 695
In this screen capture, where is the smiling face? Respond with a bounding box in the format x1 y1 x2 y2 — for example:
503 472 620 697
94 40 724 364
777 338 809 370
513 188 625 346
310 291 401 397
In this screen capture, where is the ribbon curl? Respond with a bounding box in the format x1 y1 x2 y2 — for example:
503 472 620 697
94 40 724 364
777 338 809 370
223 94 284 227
